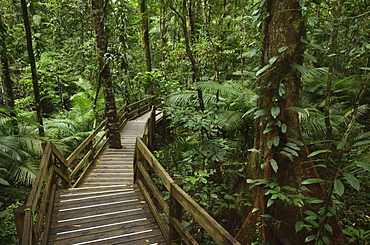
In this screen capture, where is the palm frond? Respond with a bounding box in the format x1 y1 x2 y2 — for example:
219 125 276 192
219 111 247 131
195 82 239 98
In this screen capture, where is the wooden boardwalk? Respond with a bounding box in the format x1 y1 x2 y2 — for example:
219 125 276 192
48 114 166 245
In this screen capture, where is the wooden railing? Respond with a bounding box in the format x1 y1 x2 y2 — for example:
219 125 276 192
135 107 241 244
16 97 153 245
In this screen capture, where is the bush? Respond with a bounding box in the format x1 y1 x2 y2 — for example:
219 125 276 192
0 202 22 245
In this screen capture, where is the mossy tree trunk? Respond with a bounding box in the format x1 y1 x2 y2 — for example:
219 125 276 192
92 0 121 149
235 0 347 244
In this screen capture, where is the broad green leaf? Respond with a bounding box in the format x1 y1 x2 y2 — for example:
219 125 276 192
302 53 317 63
269 56 278 65
278 46 289 53
322 236 330 245
286 106 308 115
353 140 370 147
280 151 293 161
344 173 360 191
282 186 296 192
295 221 305 233
305 235 316 242
0 178 9 186
294 64 309 76
270 159 278 173
334 179 344 195
272 136 280 146
286 142 300 151
359 67 370 71
309 199 324 204
354 161 370 172
254 109 268 119
288 137 304 146
267 198 275 207
271 106 280 119
263 127 273 134
337 141 346 150
307 150 331 158
324 224 333 233
281 123 287 133
224 194 234 200
256 64 271 76
301 178 324 185
278 83 286 97
282 147 299 157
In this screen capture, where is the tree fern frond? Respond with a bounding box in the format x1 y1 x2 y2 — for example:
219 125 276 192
167 91 198 106
195 82 239 98
220 111 246 131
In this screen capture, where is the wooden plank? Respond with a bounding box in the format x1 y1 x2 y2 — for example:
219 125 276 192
171 217 198 245
42 183 56 245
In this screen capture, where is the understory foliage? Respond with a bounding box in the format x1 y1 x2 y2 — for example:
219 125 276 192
0 0 369 243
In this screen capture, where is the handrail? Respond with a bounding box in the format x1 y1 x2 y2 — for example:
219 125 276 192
17 97 154 245
135 107 240 244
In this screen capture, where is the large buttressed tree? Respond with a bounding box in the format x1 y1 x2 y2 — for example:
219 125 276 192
235 0 347 244
92 0 122 149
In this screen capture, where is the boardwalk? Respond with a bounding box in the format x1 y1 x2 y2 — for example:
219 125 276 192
48 113 166 245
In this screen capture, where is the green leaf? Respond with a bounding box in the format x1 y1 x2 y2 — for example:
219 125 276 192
263 127 273 134
295 221 305 233
272 136 280 147
286 142 300 151
0 178 9 186
278 83 286 97
288 137 304 146
280 151 293 161
294 64 309 76
282 147 299 157
307 150 331 158
254 109 268 119
344 173 360 191
282 186 297 192
278 46 289 53
334 179 344 195
353 140 370 147
305 235 316 242
301 178 324 185
286 106 308 115
309 199 324 204
271 106 280 119
269 56 278 65
256 64 271 76
322 236 330 245
324 224 333 233
281 123 287 133
270 159 278 173
302 53 317 63
354 161 370 172
267 198 275 207
337 141 346 150
224 194 234 200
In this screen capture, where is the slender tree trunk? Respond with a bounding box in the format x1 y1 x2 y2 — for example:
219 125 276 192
92 0 122 149
0 51 16 117
235 0 346 244
20 0 44 136
139 0 152 73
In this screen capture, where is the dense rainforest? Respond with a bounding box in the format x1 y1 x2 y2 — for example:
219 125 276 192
0 0 369 244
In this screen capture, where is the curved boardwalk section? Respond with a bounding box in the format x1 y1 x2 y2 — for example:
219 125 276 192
48 114 166 245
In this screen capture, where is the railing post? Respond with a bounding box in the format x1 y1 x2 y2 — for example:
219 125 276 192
169 181 184 244
149 105 156 150
14 205 25 245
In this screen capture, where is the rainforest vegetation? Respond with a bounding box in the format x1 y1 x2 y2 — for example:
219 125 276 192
0 0 369 244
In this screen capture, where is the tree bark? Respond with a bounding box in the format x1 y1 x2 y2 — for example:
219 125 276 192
92 0 122 149
20 0 44 136
139 0 152 73
235 0 347 244
0 51 16 118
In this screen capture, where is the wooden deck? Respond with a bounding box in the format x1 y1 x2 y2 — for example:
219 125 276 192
48 114 166 245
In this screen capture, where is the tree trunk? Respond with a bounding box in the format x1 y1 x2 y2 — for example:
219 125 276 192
0 51 16 118
20 0 44 136
235 0 347 244
92 0 122 149
139 0 152 73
